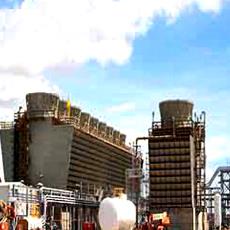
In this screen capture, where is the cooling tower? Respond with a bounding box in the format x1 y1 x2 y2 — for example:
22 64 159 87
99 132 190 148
148 100 206 230
15 93 132 192
106 126 114 141
98 122 107 138
58 100 66 116
159 100 193 123
120 134 126 146
89 117 99 134
26 92 59 118
80 112 91 131
113 130 120 145
70 106 81 118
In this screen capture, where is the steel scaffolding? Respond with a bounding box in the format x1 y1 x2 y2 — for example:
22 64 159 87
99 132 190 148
206 166 230 227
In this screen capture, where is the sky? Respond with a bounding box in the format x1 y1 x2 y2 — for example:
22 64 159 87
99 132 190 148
0 0 230 181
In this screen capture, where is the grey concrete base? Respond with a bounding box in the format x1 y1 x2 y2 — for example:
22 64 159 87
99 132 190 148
0 129 14 181
168 208 194 230
28 119 74 189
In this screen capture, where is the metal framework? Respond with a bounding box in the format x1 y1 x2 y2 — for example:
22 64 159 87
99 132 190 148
13 109 29 183
206 166 230 226
0 182 100 230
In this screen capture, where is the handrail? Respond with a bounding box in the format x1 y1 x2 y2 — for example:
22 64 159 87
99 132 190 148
0 121 14 129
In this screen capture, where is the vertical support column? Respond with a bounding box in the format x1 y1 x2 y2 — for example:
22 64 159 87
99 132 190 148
77 207 81 230
52 205 55 228
190 136 196 230
220 171 225 225
73 206 76 230
228 172 230 226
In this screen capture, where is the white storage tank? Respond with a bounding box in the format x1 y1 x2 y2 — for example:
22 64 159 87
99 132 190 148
98 196 136 230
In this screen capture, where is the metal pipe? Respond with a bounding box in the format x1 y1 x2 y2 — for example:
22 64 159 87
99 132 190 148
135 137 149 229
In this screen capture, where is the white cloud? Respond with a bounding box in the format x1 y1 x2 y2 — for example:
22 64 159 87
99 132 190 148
0 0 225 119
0 0 227 167
107 102 136 113
0 73 59 120
206 135 230 161
0 0 225 74
199 135 230 182
195 0 223 12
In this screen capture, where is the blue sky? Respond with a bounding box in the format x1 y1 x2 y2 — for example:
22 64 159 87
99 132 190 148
0 0 230 179
0 0 23 8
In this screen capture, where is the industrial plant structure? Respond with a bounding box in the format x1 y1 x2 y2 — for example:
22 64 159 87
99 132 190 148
0 92 134 194
148 100 206 230
206 166 230 227
3 94 224 229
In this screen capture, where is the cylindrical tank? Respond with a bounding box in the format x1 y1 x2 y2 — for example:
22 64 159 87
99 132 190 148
26 92 59 118
159 100 193 127
89 117 99 129
98 197 136 230
120 134 126 146
89 117 99 134
113 130 120 145
80 112 91 129
98 122 107 136
58 100 66 116
71 106 81 118
214 193 222 228
106 126 114 140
